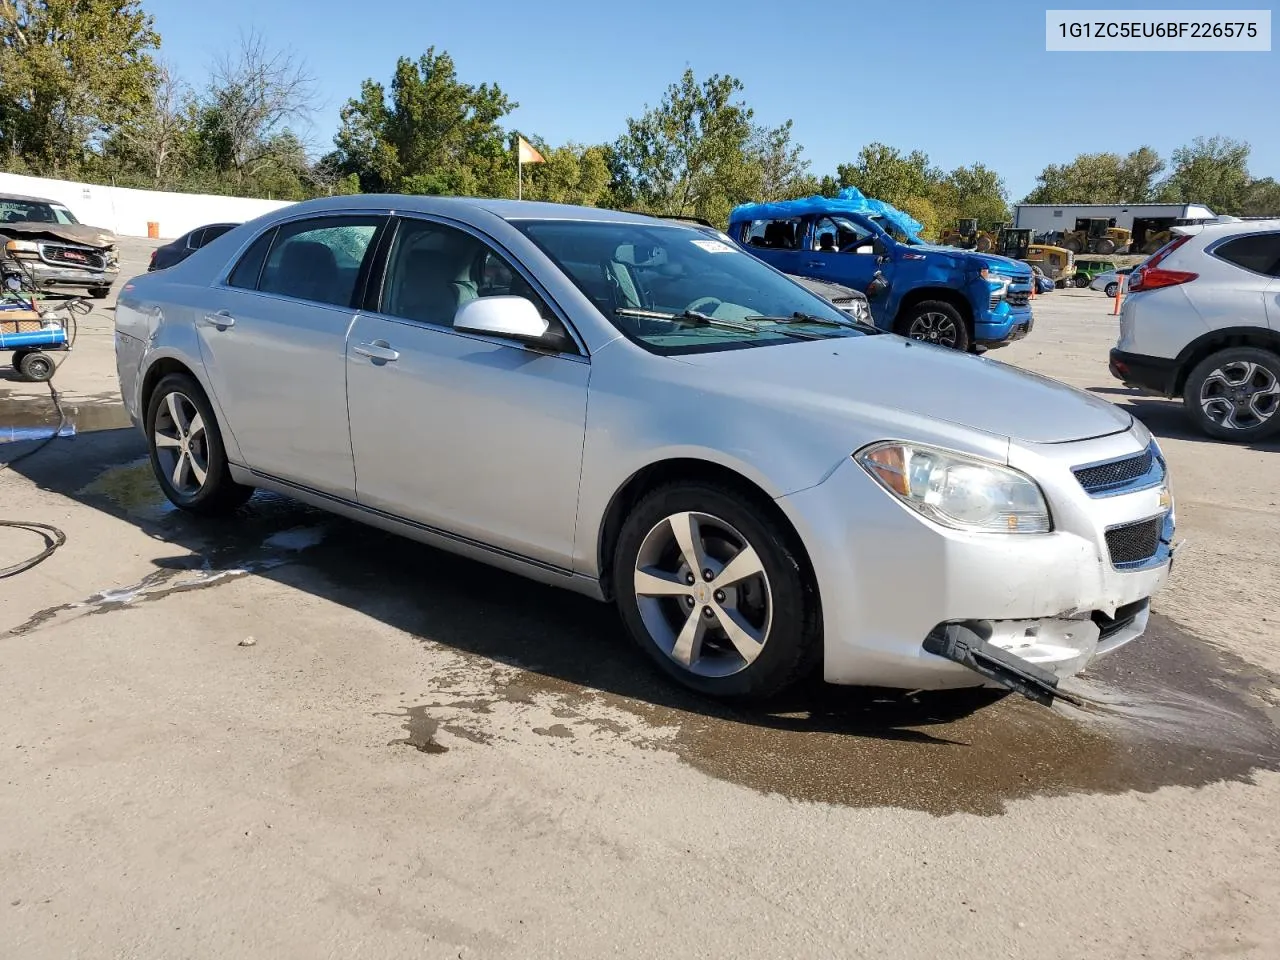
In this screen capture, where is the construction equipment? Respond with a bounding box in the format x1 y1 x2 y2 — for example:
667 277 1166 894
997 229 1075 285
939 218 980 249
1060 218 1132 255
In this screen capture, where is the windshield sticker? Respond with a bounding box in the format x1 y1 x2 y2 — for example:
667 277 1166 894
691 239 734 254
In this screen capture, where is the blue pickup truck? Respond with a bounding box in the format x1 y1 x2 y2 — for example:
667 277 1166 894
727 189 1034 352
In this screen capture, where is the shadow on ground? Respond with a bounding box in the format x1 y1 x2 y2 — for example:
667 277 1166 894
4 419 1279 816
1091 388 1280 452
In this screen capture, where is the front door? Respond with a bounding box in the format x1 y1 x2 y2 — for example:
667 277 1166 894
195 213 386 499
345 216 589 570
803 215 894 323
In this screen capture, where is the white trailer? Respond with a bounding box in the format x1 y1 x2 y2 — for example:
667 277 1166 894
1013 202 1216 252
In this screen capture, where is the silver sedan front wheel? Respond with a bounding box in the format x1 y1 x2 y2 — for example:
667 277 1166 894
153 391 210 496
614 483 819 700
632 511 773 678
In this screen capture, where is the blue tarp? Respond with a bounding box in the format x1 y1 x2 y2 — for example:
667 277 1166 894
729 187 925 240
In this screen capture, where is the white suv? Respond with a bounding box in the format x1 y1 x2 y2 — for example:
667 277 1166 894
1110 218 1280 441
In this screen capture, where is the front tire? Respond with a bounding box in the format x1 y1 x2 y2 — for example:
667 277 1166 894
146 373 254 515
613 482 820 701
89 286 111 300
1183 347 1280 442
895 300 971 352
1104 282 1119 298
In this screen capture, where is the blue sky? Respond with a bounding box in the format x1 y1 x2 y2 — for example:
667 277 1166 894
147 0 1276 200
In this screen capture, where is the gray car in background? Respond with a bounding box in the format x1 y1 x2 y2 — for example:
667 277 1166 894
114 196 1174 702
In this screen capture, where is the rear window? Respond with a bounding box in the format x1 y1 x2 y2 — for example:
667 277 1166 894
1213 233 1280 277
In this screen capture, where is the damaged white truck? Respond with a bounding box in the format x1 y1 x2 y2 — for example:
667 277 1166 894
1 192 119 299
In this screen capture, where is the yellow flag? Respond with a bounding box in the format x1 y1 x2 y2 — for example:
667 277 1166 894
517 137 545 165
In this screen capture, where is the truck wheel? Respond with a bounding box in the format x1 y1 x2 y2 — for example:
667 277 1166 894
896 301 970 352
18 351 55 382
1183 347 1280 442
1063 238 1082 253
89 286 111 299
1092 239 1117 255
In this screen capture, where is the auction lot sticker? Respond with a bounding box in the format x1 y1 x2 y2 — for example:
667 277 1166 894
1046 9 1271 51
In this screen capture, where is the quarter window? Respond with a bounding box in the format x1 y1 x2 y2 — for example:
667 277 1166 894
227 228 275 289
256 216 382 307
1214 233 1280 277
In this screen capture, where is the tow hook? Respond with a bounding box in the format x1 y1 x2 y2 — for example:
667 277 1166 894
923 623 1085 708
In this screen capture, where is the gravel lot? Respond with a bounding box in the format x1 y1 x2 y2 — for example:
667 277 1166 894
2 236 1278 959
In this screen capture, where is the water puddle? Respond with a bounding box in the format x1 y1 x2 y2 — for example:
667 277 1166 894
0 395 132 444
16 456 1280 816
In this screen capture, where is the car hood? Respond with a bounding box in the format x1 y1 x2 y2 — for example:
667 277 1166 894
1 222 116 248
677 335 1133 444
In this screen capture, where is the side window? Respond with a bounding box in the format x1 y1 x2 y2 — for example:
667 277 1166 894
200 224 235 246
379 218 568 343
814 215 874 253
742 218 802 250
257 216 382 307
1214 234 1280 277
227 228 276 289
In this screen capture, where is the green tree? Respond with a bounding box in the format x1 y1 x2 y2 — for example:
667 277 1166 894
612 69 771 225
1156 136 1251 214
1240 177 1280 217
938 162 1009 228
0 0 160 173
517 137 612 206
750 119 814 202
1022 147 1165 204
333 48 516 196
835 143 939 209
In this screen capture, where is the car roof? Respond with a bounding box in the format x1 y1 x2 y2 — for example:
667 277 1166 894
265 194 668 226
1173 216 1280 237
0 192 60 205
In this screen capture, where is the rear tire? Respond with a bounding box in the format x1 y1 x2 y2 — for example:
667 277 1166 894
89 286 111 300
1183 347 1280 442
895 300 971 352
613 482 821 702
146 372 254 515
1093 238 1117 255
1104 282 1119 298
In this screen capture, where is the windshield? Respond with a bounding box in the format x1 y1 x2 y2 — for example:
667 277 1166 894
868 214 922 246
0 199 78 225
513 220 869 354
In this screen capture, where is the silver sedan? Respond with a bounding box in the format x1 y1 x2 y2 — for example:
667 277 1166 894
114 196 1174 701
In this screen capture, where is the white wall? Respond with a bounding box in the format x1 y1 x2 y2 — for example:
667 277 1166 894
0 172 296 240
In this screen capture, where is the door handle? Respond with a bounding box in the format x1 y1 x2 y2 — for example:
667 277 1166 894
353 340 400 363
201 310 235 329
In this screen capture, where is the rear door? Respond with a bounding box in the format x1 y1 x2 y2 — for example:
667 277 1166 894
194 213 388 499
1210 231 1280 330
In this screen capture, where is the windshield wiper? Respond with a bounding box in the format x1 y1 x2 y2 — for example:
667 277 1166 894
749 311 851 328
614 307 760 332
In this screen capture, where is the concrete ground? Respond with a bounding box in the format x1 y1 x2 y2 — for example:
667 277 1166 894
2 238 1278 959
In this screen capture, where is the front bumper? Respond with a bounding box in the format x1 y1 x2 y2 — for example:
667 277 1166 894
776 429 1173 689
2 258 118 290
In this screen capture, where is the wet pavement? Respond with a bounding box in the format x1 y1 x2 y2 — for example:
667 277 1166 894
0 394 132 445
6 434 1279 817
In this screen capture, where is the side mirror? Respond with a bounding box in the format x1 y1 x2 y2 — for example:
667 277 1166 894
453 295 551 343
866 271 889 300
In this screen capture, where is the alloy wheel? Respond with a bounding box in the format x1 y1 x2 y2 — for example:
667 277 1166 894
1199 361 1280 431
908 311 959 347
153 391 210 496
632 511 773 678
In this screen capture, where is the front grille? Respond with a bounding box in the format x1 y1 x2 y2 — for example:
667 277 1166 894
1074 447 1155 494
41 243 106 270
1105 516 1162 566
1006 289 1030 307
1092 598 1149 641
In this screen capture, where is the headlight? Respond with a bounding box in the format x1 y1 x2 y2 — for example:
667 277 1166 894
851 298 872 322
4 239 39 253
856 441 1051 533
